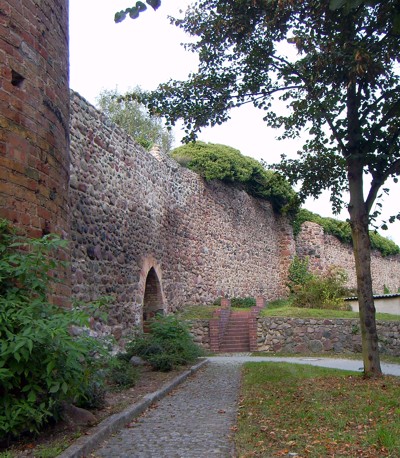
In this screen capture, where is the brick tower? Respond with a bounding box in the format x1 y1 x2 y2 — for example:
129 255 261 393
0 0 70 305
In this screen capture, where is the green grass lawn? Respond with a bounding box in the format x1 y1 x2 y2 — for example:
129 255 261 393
175 305 219 320
175 304 253 320
260 305 400 321
260 299 400 321
236 362 400 457
175 301 400 322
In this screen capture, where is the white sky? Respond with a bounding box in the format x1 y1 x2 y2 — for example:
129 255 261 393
69 0 400 245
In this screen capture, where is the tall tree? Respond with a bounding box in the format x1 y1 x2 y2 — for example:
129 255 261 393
97 88 173 152
130 0 400 376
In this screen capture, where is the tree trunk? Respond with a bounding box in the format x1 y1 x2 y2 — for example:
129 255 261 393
347 159 382 377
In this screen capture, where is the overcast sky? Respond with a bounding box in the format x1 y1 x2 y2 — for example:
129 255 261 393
69 1 400 245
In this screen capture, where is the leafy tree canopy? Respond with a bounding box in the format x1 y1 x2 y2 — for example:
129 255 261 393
97 88 173 152
134 1 400 216
115 0 400 33
171 141 299 215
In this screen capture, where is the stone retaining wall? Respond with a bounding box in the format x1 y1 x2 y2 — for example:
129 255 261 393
257 317 400 356
187 320 210 350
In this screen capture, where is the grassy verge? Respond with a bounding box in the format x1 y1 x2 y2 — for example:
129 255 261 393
260 301 400 321
174 302 400 322
251 352 400 365
236 362 400 457
175 305 252 320
175 305 219 320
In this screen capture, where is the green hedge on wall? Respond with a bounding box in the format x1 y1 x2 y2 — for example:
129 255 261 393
293 209 400 257
171 141 299 216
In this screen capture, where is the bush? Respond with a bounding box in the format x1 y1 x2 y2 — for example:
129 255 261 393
171 141 299 215
0 219 102 441
77 378 107 410
292 266 353 310
126 316 203 372
230 297 256 308
106 357 139 389
287 256 314 293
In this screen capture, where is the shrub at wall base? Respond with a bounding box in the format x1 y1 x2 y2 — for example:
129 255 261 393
0 220 100 442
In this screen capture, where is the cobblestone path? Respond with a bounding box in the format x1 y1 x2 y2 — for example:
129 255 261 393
93 359 241 458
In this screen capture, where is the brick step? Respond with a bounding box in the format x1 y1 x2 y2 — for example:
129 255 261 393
222 333 249 339
224 328 249 333
226 321 249 325
222 333 249 338
221 339 250 346
220 346 250 352
226 323 249 331
223 334 249 338
216 310 252 353
222 344 250 348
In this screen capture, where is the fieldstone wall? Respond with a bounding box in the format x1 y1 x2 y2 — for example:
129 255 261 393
187 320 211 350
296 222 400 294
257 317 400 356
69 91 295 337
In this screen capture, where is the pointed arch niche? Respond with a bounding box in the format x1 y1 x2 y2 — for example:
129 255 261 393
138 256 166 332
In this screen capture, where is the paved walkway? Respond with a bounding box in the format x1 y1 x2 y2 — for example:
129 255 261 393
92 356 400 458
93 359 241 458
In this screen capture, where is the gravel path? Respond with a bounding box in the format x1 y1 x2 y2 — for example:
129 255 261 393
93 359 242 458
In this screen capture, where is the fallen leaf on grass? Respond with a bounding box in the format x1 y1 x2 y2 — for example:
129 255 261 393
273 449 289 456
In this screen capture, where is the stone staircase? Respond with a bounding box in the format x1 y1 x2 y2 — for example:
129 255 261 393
219 310 251 352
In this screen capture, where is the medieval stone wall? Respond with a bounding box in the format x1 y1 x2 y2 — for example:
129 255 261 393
69 91 295 337
296 222 400 294
0 0 70 305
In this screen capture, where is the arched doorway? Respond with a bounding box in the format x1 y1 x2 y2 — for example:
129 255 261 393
143 267 165 332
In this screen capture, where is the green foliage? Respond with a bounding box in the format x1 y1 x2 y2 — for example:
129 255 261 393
106 357 139 389
383 284 391 295
287 256 313 294
213 297 257 308
259 304 400 320
230 297 256 308
293 209 400 257
97 88 173 152
77 378 107 410
171 141 299 215
0 219 101 440
266 298 294 310
175 305 219 320
115 0 161 22
369 231 400 257
138 0 400 219
126 316 203 371
292 266 353 311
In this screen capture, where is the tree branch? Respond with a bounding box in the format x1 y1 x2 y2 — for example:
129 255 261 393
272 55 348 156
366 157 400 213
